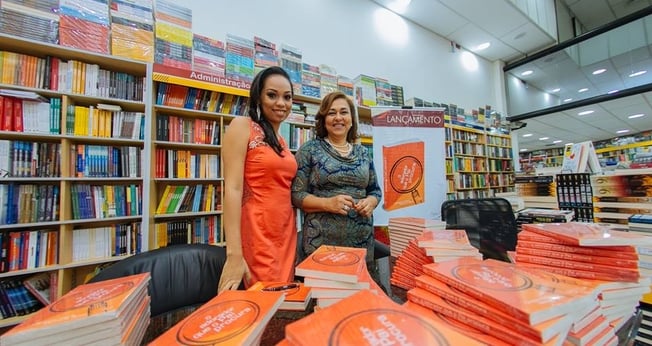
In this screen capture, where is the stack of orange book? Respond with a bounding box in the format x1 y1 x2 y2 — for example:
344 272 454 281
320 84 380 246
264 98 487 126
406 257 601 345
284 289 485 345
387 216 446 257
149 290 284 345
295 245 381 308
0 273 151 346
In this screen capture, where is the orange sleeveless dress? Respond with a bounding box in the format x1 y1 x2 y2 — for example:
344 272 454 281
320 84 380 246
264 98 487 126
241 120 298 287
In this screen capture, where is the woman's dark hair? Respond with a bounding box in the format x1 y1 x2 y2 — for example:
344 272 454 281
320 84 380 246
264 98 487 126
314 91 358 143
247 66 294 156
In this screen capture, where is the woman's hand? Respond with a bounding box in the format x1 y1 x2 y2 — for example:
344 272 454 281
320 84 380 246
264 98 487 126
327 195 355 215
354 196 378 217
217 255 250 293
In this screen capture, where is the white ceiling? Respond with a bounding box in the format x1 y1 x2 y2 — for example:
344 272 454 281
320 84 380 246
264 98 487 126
371 0 652 153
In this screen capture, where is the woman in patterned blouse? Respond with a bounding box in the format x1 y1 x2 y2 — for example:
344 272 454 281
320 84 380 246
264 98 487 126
291 91 382 284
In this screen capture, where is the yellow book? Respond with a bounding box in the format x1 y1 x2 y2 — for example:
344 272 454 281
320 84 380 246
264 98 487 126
155 185 173 214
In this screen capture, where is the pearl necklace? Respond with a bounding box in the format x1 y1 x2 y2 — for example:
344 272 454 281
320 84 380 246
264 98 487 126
325 138 352 156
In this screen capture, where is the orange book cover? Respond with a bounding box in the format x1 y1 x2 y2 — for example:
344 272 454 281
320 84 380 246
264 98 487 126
382 140 425 211
521 222 652 246
515 261 643 283
1 273 150 343
516 236 639 260
416 229 472 249
413 274 576 343
285 289 485 346
247 281 313 311
515 248 640 271
388 216 445 228
149 290 284 346
406 287 568 346
421 257 596 325
294 245 366 283
404 300 512 346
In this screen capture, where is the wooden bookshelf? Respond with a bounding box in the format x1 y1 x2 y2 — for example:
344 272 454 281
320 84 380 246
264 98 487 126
0 33 149 326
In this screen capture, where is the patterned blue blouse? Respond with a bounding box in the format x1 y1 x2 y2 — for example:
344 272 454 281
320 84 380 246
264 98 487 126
291 138 382 267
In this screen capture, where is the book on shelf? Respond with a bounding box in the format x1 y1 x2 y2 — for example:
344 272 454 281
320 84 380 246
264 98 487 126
1 273 150 345
247 281 312 311
22 272 53 305
522 222 652 247
517 208 574 222
421 257 597 325
294 245 367 283
284 289 485 346
149 290 284 346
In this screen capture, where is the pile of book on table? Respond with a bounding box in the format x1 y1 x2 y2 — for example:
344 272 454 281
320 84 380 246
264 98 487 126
387 216 447 257
388 217 481 290
149 289 284 345
0 273 151 346
280 289 487 345
515 222 652 344
294 245 382 309
247 281 312 311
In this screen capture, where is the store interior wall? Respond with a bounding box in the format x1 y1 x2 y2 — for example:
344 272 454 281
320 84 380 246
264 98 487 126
186 0 501 114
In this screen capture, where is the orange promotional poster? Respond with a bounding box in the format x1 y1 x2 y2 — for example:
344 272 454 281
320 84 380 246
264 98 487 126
371 107 446 227
285 289 485 346
149 290 284 346
247 281 312 311
382 140 425 211
522 222 652 246
0 272 150 344
421 257 595 325
294 245 367 283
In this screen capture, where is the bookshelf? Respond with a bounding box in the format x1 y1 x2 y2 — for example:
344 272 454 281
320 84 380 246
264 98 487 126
590 168 652 226
0 33 149 326
444 120 514 200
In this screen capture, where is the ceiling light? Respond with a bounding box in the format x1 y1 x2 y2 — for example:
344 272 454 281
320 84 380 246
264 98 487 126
550 88 560 93
629 113 645 119
539 137 549 140
592 69 606 75
387 0 412 13
521 70 533 76
563 98 573 102
578 110 594 116
565 142 574 146
617 129 630 134
520 148 527 152
578 88 588 93
553 140 562 143
475 42 490 51
523 133 533 137
607 89 619 94
629 70 647 77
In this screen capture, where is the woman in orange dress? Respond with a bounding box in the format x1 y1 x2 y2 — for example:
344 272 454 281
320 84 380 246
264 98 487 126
218 66 298 292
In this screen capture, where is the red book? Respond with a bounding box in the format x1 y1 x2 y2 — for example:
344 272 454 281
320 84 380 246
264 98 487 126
294 245 366 283
13 98 23 132
416 229 473 249
522 222 652 247
516 236 639 260
421 257 596 325
247 281 313 311
149 290 284 346
285 289 485 346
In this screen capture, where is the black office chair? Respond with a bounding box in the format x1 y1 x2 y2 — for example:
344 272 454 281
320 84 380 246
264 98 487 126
440 197 518 262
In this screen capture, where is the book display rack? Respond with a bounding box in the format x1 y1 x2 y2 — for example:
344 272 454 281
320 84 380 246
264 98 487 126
556 173 594 222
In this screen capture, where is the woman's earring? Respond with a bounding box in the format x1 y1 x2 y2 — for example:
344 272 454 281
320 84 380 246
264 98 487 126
256 106 261 121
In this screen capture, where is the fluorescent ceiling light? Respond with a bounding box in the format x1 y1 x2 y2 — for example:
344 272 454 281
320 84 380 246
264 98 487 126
475 42 490 51
520 148 527 152
522 133 533 137
617 129 630 134
578 88 588 93
553 140 562 143
550 88 560 93
592 69 606 75
578 110 594 116
521 70 533 76
566 142 574 146
629 113 645 119
539 137 549 140
563 98 573 102
607 89 619 94
629 70 647 77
